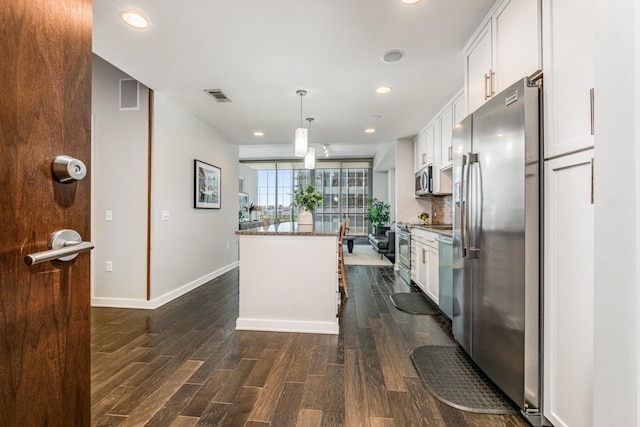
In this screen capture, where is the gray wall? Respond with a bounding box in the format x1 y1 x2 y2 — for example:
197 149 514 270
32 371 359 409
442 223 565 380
91 55 149 302
92 56 239 308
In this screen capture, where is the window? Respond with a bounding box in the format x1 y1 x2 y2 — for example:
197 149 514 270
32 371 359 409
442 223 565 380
243 160 372 235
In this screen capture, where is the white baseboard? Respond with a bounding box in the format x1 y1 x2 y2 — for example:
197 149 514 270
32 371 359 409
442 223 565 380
91 261 239 310
235 317 339 335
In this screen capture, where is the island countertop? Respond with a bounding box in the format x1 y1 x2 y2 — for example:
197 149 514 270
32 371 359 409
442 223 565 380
235 221 338 236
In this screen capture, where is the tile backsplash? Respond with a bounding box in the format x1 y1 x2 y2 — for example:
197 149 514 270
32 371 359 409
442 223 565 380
431 195 452 225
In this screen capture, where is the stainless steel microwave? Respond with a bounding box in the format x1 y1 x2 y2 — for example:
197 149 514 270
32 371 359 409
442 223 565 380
415 165 432 196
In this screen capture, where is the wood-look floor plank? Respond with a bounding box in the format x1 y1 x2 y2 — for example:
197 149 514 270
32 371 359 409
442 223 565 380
321 363 345 427
244 348 280 387
299 374 326 410
194 402 230 427
169 415 200 427
117 359 203 426
357 327 392 419
388 390 429 426
296 409 323 427
213 358 257 404
144 383 201 427
369 317 409 392
404 376 448 427
344 349 370 427
285 334 316 383
270 381 305 427
247 334 300 422
369 417 396 427
216 386 261 427
181 369 233 417
91 384 133 425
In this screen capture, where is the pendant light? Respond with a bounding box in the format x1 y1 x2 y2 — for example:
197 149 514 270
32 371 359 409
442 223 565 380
304 117 316 169
294 90 308 157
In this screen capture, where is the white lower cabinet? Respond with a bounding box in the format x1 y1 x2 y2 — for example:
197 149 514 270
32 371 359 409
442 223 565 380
416 242 428 293
426 245 439 304
543 149 594 427
411 228 440 304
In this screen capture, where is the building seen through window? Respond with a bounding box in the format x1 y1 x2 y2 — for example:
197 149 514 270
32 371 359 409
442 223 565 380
244 160 372 235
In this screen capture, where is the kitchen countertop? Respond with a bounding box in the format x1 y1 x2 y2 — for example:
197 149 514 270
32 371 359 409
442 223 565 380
236 221 338 236
405 223 453 238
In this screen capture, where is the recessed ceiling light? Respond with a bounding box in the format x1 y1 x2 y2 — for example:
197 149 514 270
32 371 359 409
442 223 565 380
376 86 392 94
382 50 405 63
120 10 150 30
401 0 422 4
365 128 376 133
253 131 264 137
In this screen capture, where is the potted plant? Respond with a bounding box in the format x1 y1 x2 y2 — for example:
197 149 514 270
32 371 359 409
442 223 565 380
294 183 323 225
365 198 391 233
418 211 430 225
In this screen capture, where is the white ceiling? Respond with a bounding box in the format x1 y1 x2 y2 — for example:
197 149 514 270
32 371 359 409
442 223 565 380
92 0 495 161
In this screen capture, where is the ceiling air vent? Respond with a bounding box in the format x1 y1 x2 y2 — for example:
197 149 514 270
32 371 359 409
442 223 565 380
205 89 232 103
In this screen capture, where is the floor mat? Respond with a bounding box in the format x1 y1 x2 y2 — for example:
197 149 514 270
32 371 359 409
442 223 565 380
390 292 439 315
410 345 519 415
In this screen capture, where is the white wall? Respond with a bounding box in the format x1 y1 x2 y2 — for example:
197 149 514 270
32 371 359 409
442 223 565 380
372 171 389 204
388 168 396 224
91 55 149 303
150 93 239 302
593 0 639 425
395 138 431 223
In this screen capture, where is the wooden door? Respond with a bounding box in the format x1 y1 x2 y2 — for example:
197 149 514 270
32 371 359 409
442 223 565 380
0 0 92 425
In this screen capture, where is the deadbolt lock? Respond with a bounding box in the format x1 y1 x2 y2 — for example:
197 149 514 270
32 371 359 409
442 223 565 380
52 155 87 183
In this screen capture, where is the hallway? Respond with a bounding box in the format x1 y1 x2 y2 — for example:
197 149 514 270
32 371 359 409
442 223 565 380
91 266 527 426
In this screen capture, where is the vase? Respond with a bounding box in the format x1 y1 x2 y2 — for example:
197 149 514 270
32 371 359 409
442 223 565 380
298 208 313 226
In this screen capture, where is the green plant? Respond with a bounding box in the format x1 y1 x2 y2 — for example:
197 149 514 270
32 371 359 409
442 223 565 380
294 183 323 212
365 198 390 230
418 211 430 222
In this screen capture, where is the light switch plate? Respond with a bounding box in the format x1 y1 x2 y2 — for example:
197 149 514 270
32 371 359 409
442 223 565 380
106 210 113 221
162 210 170 221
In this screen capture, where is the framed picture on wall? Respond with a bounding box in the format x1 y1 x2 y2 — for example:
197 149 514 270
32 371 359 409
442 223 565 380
194 159 221 209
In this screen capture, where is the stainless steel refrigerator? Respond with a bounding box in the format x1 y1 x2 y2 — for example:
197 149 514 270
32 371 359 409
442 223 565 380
452 77 541 418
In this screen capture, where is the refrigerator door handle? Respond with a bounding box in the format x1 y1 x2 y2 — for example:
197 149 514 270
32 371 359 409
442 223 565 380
463 153 473 259
460 154 467 258
467 153 479 259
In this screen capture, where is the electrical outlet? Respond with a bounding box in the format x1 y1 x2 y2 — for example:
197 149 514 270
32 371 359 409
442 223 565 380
226 241 230 249
105 261 113 272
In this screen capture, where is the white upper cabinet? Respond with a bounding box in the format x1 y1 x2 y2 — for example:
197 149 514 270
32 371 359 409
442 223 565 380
414 128 433 172
452 91 466 126
464 0 541 114
466 22 493 114
439 105 454 169
542 0 594 158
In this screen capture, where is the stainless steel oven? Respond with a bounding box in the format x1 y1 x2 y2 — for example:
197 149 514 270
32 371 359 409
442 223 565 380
397 223 411 285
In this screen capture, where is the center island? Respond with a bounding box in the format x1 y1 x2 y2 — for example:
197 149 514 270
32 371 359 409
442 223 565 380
235 222 340 335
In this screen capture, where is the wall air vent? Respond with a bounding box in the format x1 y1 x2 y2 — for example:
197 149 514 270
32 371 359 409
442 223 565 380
204 89 232 103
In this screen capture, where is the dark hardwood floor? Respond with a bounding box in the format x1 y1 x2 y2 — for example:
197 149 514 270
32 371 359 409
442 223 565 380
91 265 528 427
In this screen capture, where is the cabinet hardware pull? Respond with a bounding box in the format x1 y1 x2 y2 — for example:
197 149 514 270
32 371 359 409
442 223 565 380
590 157 594 204
590 88 595 135
490 70 495 97
484 73 490 100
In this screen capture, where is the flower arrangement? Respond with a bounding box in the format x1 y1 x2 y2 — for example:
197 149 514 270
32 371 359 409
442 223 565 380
418 211 430 224
294 183 323 212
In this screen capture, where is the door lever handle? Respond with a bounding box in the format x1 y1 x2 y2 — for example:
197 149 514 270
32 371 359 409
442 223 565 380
25 229 94 266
